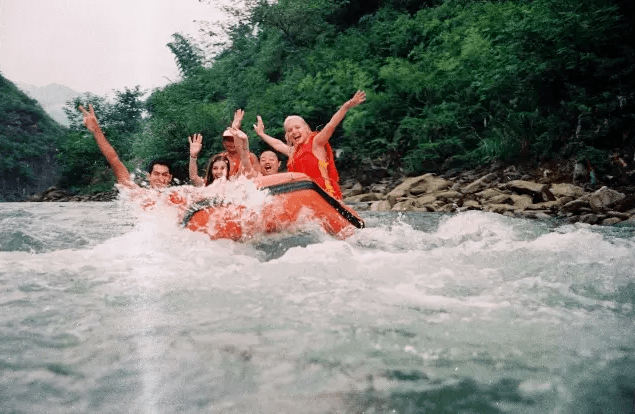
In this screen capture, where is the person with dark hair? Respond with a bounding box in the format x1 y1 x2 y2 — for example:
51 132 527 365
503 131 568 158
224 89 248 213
78 104 173 189
147 159 173 175
253 90 365 199
259 151 281 176
188 110 260 185
189 126 258 186
188 110 260 186
203 154 230 185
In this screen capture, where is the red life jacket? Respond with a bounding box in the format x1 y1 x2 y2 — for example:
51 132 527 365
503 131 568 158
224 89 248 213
287 132 342 199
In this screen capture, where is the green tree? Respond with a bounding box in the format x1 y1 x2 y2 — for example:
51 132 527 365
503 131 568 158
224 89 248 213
57 88 147 191
167 33 204 78
0 74 64 200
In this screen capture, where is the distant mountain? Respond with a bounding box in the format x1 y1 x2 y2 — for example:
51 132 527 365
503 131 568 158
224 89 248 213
16 82 82 126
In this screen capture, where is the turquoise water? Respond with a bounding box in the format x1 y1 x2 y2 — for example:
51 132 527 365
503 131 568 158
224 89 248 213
1 200 634 413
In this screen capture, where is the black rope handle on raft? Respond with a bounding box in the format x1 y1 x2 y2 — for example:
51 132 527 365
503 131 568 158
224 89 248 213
180 196 226 227
264 181 365 229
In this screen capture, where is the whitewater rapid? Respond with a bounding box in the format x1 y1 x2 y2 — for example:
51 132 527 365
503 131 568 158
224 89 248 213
1 200 634 413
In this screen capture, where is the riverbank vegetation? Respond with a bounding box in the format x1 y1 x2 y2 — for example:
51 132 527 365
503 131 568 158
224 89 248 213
36 0 635 194
0 76 64 200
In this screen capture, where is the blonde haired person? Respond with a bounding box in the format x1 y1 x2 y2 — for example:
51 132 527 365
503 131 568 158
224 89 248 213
253 90 365 199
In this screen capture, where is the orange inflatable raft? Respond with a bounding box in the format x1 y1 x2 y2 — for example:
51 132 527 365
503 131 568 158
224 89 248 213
180 172 364 241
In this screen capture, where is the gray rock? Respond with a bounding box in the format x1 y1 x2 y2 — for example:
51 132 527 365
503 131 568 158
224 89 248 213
578 214 603 225
434 190 462 202
462 172 499 194
485 203 515 214
345 193 382 203
526 201 559 211
475 188 504 200
560 198 590 213
415 194 437 208
343 182 363 197
606 211 630 220
386 176 428 205
369 200 392 212
510 194 534 210
587 186 626 211
488 194 513 205
549 183 585 198
391 199 417 211
601 217 623 226
506 180 547 195
461 200 481 210
614 194 635 212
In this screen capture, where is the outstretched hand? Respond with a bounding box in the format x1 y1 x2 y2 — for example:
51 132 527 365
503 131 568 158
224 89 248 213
253 116 266 136
346 90 366 109
226 127 249 151
188 134 203 157
78 104 100 133
231 109 245 129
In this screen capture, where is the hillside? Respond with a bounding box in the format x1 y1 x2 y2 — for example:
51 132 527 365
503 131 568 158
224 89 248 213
16 82 81 126
0 75 66 201
12 0 635 199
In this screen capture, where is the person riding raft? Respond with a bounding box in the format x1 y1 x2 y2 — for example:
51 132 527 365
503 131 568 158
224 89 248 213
188 126 258 186
188 109 260 186
253 90 366 200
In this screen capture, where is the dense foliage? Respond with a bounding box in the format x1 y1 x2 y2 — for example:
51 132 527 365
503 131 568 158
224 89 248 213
58 87 146 192
58 0 635 192
0 75 65 200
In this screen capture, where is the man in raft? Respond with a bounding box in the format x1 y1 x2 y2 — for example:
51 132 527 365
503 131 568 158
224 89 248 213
78 104 173 190
253 90 366 199
259 151 281 176
188 126 259 185
188 109 260 185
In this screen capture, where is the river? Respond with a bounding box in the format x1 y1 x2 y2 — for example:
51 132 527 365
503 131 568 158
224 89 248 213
1 197 634 413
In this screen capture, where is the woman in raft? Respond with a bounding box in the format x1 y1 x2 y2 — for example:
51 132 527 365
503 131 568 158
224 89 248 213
188 127 258 186
253 90 366 200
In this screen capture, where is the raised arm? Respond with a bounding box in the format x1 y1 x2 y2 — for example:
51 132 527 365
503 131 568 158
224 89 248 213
226 127 259 178
231 109 245 130
253 115 291 156
188 134 205 186
78 104 134 188
313 90 366 149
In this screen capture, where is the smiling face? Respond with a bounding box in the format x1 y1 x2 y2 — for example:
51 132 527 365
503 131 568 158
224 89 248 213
283 116 311 147
211 159 228 180
148 164 172 188
259 151 280 176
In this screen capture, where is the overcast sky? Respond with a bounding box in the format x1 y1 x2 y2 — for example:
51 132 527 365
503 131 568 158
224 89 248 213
0 0 232 96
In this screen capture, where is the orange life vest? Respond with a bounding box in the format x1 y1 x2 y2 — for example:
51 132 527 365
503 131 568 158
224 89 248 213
287 132 342 199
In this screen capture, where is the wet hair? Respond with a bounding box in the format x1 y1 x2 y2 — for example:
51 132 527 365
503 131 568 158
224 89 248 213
204 154 230 185
147 159 173 174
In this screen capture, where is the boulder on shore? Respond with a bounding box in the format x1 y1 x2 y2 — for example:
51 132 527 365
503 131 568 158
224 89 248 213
343 162 635 226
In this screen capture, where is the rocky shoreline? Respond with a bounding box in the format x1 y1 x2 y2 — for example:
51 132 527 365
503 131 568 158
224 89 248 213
342 163 635 226
25 188 119 202
24 163 635 226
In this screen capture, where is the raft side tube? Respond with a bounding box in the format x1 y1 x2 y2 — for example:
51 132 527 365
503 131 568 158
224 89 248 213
263 180 364 229
180 172 364 235
180 196 225 228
